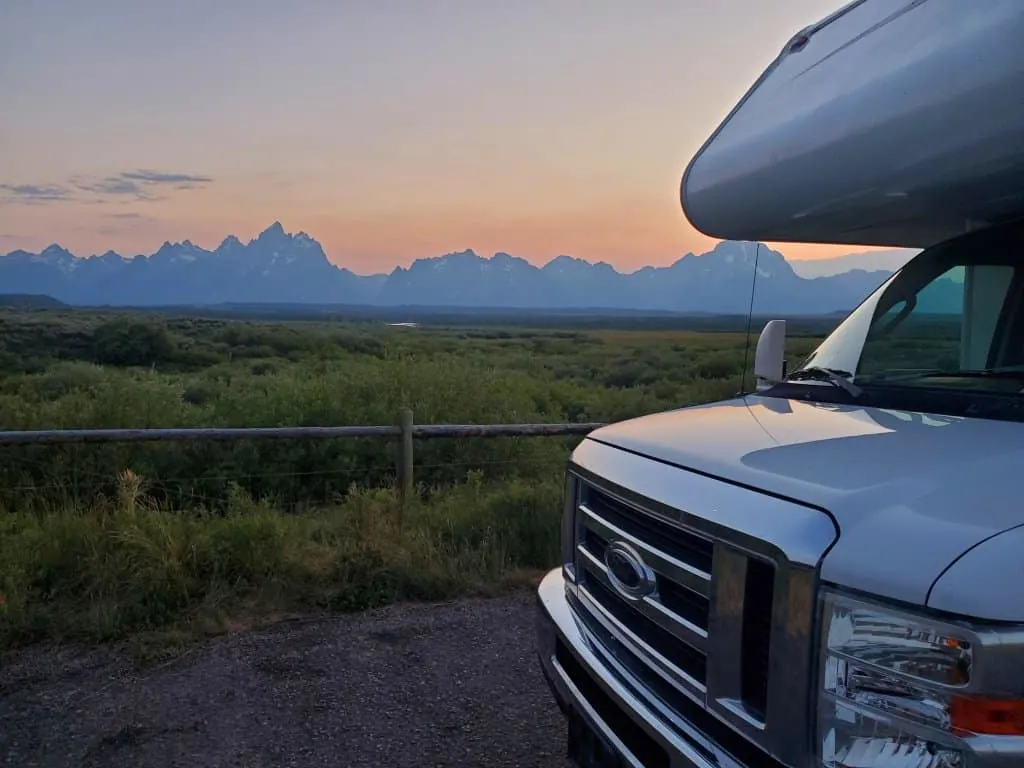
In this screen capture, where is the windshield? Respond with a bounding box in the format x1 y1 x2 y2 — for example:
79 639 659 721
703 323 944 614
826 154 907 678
781 220 1024 417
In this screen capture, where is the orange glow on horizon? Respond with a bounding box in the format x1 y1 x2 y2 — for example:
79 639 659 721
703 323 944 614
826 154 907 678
1 185 883 276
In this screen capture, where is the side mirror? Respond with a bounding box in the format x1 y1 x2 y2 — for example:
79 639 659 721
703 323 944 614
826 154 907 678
754 319 786 391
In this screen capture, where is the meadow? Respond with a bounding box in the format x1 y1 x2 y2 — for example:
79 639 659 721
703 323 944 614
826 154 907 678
0 307 827 653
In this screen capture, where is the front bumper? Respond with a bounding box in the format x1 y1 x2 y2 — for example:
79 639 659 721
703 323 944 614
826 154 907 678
537 567 741 768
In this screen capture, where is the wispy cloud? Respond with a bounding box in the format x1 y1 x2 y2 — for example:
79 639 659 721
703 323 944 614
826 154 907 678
121 170 212 188
72 175 156 201
3 169 214 206
0 184 73 204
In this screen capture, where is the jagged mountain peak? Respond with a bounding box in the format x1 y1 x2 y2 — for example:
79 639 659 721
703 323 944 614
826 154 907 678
669 240 793 282
152 239 209 264
492 251 533 266
543 254 591 270
704 240 787 265
710 239 761 258
37 243 74 262
404 249 481 272
258 221 287 239
36 244 75 266
444 248 481 260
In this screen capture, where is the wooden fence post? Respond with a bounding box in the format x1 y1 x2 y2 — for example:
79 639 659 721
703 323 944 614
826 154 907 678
397 407 414 504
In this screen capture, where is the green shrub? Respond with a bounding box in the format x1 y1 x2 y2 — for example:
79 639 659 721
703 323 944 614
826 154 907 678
92 317 175 367
182 379 218 406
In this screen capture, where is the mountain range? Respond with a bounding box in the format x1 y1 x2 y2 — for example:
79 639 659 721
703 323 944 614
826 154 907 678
788 248 917 278
0 222 909 315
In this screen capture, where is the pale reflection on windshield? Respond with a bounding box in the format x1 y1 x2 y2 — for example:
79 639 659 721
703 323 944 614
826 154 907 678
795 226 1024 394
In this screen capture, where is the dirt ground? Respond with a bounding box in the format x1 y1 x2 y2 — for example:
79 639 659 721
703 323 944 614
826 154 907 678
0 591 572 767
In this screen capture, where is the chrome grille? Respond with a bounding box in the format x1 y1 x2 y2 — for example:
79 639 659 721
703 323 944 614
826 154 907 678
569 472 788 761
564 440 835 768
575 484 714 691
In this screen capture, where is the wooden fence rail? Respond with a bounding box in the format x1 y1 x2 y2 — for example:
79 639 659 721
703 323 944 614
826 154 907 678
0 409 607 501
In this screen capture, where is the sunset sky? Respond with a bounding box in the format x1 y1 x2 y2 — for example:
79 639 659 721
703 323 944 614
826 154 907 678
1 0 869 275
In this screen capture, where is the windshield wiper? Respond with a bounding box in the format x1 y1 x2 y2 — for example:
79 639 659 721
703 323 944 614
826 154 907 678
782 366 863 398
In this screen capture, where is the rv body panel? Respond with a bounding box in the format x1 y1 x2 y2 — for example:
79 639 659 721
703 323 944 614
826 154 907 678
681 0 1024 249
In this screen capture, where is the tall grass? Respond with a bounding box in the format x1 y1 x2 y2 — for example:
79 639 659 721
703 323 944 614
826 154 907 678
0 469 563 651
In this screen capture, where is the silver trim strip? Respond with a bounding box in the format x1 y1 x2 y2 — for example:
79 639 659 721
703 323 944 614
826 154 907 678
579 580 707 696
578 546 709 653
583 625 733 766
560 668 648 768
580 502 712 599
537 568 729 768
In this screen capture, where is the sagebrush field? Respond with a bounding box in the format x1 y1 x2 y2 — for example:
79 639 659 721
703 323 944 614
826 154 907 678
0 308 826 652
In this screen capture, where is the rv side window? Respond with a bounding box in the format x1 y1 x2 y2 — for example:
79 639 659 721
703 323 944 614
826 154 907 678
964 264 1017 368
857 264 1015 377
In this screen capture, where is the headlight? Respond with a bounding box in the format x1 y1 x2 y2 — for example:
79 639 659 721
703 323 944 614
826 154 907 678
818 589 1024 767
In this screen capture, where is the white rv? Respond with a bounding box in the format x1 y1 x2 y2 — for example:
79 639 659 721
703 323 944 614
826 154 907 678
536 1 1024 766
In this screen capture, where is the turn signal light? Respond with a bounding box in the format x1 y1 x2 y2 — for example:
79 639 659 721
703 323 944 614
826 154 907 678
951 696 1024 736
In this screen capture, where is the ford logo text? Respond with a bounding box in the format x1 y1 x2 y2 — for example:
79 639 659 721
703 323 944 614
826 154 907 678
603 541 657 601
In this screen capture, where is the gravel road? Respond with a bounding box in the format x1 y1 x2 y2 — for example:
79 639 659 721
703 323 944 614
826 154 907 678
0 591 572 767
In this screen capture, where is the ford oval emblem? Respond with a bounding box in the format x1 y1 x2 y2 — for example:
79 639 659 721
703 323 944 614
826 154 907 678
603 541 657 601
